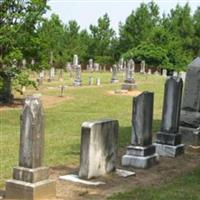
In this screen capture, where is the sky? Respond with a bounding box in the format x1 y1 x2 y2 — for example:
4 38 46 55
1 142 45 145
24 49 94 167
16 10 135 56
46 0 200 33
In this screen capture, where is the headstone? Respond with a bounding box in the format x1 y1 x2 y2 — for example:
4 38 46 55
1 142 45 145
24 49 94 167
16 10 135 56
173 71 178 77
38 70 44 85
179 71 186 82
94 63 99 71
48 67 55 81
121 59 137 90
110 65 119 83
89 76 94 85
96 77 101 86
79 119 119 179
73 54 78 66
73 65 82 86
180 57 200 145
31 59 35 65
118 58 124 71
155 77 184 157
154 70 160 76
162 69 167 77
88 59 93 71
122 92 159 168
140 60 146 73
147 69 152 75
6 96 56 199
22 59 26 68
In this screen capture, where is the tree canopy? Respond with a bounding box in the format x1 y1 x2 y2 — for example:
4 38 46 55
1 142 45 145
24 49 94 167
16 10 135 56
1 1 200 102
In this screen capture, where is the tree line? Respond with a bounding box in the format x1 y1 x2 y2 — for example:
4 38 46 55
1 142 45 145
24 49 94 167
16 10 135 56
0 0 200 102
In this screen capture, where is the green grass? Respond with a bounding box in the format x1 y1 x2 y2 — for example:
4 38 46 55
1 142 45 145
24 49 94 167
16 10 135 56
107 168 200 200
0 72 166 187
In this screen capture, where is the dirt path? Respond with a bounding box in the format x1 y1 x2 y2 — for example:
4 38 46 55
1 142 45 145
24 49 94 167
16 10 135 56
0 95 72 111
49 147 200 200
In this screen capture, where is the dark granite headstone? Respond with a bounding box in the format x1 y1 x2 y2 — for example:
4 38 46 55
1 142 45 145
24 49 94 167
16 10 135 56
155 77 184 157
122 92 158 168
180 57 200 145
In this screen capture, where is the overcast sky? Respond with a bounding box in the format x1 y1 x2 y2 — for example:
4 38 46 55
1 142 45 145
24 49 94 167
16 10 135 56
46 0 200 33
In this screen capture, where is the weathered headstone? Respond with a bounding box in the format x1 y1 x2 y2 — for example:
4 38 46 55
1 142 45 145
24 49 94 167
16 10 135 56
154 70 160 76
94 63 99 71
179 71 186 82
88 59 93 71
118 58 124 71
48 67 55 81
173 71 178 77
147 69 152 75
96 77 101 86
155 77 184 157
73 64 82 86
180 57 200 145
37 70 44 85
89 76 94 85
6 96 56 199
162 69 167 77
122 92 158 168
79 119 119 179
121 59 137 90
22 59 26 68
110 64 119 83
73 54 79 66
140 60 146 73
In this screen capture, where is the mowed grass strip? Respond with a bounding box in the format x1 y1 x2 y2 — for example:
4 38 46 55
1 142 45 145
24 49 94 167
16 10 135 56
107 168 200 200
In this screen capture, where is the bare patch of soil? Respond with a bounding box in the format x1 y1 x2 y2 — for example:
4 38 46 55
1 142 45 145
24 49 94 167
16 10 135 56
0 95 72 111
50 147 200 200
107 90 142 97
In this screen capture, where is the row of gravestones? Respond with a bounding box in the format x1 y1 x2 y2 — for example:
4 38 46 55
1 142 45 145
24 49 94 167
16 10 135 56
3 57 200 199
1 77 185 199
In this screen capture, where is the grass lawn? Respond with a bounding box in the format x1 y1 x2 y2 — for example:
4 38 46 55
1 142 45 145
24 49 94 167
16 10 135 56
107 168 200 200
1 71 199 200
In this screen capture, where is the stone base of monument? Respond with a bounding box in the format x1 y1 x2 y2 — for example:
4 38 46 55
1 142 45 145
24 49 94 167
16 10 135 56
155 143 184 157
122 145 159 168
179 126 200 146
156 132 182 146
111 79 119 83
121 83 137 91
5 167 56 200
73 80 82 86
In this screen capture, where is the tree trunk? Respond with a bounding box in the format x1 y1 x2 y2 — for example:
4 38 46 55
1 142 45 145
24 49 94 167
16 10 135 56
0 76 13 104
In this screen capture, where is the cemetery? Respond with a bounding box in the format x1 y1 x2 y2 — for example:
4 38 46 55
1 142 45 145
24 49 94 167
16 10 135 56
1 0 200 200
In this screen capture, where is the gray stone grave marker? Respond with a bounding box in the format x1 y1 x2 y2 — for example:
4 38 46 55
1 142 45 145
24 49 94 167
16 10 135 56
79 119 119 179
6 96 56 200
110 64 119 83
121 59 137 90
140 60 146 73
155 77 184 157
180 57 200 145
122 92 158 168
73 64 82 86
